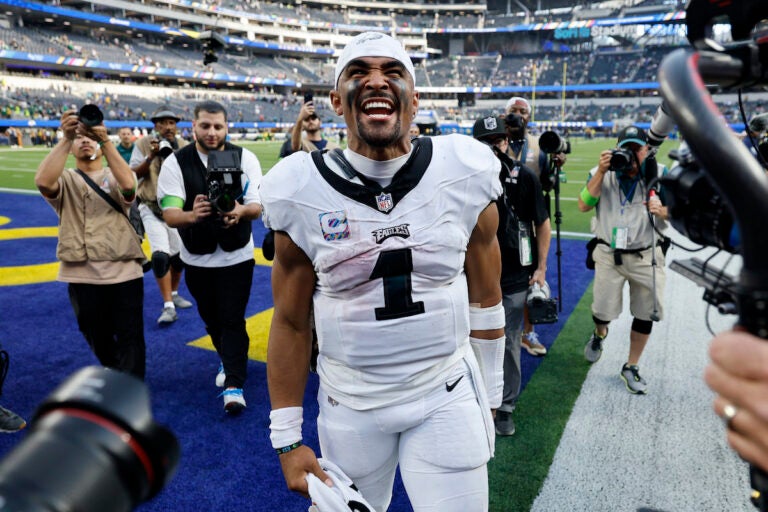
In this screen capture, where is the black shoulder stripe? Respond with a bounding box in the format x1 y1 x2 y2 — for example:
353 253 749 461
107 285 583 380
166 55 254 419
311 137 433 214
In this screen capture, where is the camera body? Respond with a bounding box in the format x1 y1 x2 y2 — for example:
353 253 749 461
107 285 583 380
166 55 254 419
0 366 178 512
78 104 104 128
610 148 634 172
206 150 243 214
304 92 314 104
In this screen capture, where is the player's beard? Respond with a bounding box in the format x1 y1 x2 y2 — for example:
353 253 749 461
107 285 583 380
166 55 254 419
349 86 406 149
357 116 402 148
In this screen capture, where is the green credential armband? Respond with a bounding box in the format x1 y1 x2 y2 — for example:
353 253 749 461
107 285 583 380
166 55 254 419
580 187 599 207
161 196 185 209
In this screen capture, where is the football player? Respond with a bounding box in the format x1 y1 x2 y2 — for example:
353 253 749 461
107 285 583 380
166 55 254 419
262 32 505 511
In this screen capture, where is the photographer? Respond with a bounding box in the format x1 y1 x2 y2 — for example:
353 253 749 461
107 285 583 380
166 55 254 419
577 126 669 394
743 113 768 169
504 96 566 356
284 94 339 157
473 115 551 437
35 110 147 379
157 100 262 414
130 108 193 326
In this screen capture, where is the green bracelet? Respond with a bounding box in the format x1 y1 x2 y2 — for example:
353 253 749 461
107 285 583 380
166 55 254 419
580 187 599 207
275 441 302 455
98 139 110 148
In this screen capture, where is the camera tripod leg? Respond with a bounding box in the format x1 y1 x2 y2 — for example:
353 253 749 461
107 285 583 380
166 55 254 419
649 193 660 322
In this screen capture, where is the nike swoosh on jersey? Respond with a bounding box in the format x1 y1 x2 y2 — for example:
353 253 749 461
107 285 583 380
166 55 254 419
446 375 464 392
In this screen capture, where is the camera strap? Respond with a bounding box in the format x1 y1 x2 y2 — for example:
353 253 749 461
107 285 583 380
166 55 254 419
75 168 140 239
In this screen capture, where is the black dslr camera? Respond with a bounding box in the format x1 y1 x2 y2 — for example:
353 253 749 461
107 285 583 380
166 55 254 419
0 366 179 512
78 104 104 128
207 150 243 214
610 148 634 172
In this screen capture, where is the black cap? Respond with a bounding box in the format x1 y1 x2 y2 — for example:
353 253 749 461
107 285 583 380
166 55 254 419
472 115 507 141
617 125 648 147
150 109 181 123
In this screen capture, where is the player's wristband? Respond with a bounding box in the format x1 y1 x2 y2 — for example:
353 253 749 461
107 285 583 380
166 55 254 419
580 187 599 207
469 302 504 331
275 441 303 455
269 406 303 449
98 139 110 148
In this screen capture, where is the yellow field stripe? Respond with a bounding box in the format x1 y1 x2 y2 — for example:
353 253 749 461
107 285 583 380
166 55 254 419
0 262 60 285
187 307 274 363
0 226 59 240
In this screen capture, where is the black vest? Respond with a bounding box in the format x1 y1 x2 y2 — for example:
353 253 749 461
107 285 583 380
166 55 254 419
176 143 251 254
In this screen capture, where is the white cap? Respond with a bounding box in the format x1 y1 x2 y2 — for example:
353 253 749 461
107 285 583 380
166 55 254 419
334 32 415 89
505 96 531 114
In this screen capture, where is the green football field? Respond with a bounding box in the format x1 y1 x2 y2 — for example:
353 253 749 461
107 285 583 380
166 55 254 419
0 137 680 236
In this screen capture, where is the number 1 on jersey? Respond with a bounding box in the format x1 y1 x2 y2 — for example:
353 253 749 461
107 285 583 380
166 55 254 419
369 248 425 321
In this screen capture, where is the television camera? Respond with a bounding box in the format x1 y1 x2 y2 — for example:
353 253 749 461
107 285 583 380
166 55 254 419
0 366 179 512
200 31 226 66
206 149 244 214
657 0 768 508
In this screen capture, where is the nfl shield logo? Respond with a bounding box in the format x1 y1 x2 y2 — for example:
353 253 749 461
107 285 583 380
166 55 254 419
376 192 393 213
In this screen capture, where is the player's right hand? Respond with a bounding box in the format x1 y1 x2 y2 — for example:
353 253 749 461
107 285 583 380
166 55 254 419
278 445 331 498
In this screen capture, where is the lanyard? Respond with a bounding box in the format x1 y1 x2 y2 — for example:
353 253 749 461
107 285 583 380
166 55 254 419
618 178 639 211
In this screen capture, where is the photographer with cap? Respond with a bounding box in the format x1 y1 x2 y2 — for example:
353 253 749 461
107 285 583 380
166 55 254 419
577 125 669 394
280 96 340 158
504 96 566 357
262 32 505 511
743 113 768 167
130 107 193 326
157 100 262 415
473 115 551 438
35 109 147 379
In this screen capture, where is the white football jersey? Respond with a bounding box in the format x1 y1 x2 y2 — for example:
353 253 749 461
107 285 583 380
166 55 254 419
261 134 502 409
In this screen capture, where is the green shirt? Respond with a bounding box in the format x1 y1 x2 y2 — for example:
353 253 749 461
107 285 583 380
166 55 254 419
117 143 134 164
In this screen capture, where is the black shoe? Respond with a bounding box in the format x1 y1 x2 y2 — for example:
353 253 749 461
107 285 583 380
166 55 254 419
495 410 515 436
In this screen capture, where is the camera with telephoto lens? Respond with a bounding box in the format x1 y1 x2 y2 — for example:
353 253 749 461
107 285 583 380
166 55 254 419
207 149 243 214
78 104 104 128
0 366 179 512
610 148 634 172
538 130 571 154
157 139 174 158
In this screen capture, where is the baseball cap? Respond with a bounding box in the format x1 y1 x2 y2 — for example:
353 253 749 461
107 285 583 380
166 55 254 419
151 109 181 123
505 96 531 114
748 113 768 133
472 115 507 141
617 125 648 147
334 32 415 88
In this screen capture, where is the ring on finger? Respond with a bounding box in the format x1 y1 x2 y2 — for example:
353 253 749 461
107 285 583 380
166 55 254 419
722 403 739 428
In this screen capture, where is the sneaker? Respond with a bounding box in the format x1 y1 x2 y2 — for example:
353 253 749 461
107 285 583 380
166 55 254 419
620 364 648 395
221 387 246 414
0 406 26 433
522 331 547 356
495 410 515 436
584 329 608 363
157 306 177 325
215 363 226 388
172 294 193 309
